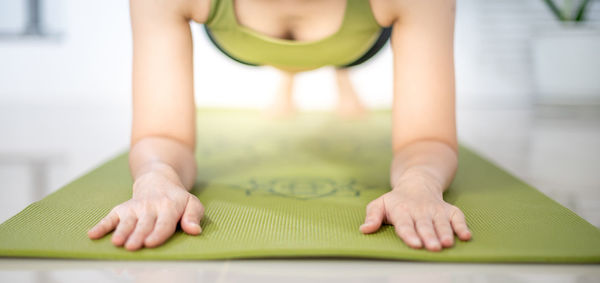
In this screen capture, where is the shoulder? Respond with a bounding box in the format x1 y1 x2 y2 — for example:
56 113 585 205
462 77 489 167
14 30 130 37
369 0 397 27
369 0 456 26
129 0 211 23
187 0 212 23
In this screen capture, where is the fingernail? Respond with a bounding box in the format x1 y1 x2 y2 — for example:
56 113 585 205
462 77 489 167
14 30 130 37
442 236 453 245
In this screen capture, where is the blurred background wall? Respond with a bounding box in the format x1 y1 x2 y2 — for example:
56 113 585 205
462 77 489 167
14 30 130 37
1 0 599 223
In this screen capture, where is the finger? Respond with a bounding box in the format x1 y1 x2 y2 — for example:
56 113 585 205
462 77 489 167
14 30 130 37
450 208 472 241
360 197 385 234
180 195 204 235
111 211 138 246
433 213 454 248
389 212 422 248
88 210 119 239
124 213 157 251
144 214 178 248
415 217 441 251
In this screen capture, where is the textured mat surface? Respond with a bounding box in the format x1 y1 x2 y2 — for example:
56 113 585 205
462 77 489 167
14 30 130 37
1 109 599 262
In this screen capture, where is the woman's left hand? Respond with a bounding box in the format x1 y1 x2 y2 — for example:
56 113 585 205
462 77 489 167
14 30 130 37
359 180 472 251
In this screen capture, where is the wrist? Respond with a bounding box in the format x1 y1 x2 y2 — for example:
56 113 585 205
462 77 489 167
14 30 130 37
391 169 444 196
135 160 177 177
132 161 184 192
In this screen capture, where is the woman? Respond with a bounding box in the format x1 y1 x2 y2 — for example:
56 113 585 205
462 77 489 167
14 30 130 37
87 0 472 252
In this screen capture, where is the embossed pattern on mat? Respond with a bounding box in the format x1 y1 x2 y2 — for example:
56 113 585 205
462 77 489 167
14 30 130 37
0 109 599 262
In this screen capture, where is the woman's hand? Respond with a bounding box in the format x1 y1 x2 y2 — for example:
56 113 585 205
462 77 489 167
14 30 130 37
87 170 204 251
360 179 471 251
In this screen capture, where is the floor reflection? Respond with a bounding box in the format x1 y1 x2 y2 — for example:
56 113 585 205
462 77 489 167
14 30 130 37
1 259 599 283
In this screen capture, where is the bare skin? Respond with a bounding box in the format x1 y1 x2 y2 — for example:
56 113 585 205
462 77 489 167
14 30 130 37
263 70 297 119
264 68 368 118
334 68 368 118
88 0 471 252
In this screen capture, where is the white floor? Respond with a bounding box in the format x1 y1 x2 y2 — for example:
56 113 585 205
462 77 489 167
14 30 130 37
0 103 599 282
1 259 599 283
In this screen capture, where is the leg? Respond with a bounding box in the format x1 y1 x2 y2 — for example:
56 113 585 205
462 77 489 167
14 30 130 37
264 69 297 118
334 68 367 118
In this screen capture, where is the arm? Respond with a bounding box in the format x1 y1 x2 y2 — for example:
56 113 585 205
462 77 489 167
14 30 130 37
360 0 471 251
387 0 458 200
87 0 211 251
128 0 198 192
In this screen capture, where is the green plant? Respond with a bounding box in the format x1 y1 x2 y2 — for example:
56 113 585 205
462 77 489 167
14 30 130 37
543 0 593 21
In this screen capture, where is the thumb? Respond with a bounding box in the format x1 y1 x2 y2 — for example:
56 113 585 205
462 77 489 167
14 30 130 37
180 194 204 235
360 197 385 234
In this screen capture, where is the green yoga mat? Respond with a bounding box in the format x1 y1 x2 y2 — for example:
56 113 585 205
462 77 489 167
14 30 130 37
1 109 599 263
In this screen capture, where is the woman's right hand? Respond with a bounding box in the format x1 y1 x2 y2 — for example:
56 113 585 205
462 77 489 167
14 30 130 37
87 169 204 251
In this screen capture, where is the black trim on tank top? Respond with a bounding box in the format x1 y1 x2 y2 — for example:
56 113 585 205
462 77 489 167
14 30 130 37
337 26 392 69
203 25 260 66
202 25 392 68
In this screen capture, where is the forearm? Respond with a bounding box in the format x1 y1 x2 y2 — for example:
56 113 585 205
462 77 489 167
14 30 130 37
390 140 458 195
129 136 197 190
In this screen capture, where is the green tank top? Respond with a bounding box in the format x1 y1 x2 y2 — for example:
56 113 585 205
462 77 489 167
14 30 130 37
204 0 384 71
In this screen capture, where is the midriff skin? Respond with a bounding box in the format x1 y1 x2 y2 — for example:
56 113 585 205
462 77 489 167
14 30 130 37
87 0 471 252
